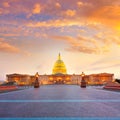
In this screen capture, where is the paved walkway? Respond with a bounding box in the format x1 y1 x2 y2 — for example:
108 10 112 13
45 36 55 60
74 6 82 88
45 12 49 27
0 85 120 120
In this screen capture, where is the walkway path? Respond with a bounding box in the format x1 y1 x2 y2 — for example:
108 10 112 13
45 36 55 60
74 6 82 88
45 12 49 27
0 85 120 120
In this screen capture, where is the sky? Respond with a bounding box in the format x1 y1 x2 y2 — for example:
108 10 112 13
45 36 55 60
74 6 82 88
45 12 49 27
0 0 120 80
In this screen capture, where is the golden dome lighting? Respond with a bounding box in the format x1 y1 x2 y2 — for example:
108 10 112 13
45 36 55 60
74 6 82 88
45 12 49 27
52 53 67 75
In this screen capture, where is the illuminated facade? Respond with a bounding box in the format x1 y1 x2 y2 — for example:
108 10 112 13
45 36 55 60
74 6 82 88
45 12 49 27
6 73 35 86
6 54 114 86
84 73 114 85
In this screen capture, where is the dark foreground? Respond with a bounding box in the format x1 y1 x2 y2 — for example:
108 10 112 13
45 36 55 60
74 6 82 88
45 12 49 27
0 85 120 120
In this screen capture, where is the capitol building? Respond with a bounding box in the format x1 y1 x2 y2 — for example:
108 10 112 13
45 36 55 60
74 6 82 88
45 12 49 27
6 53 114 86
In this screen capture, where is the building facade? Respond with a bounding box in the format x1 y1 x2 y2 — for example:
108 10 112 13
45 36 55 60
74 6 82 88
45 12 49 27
6 54 114 86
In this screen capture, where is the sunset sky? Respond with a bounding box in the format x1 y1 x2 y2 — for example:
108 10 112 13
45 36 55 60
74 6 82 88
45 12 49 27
0 0 120 80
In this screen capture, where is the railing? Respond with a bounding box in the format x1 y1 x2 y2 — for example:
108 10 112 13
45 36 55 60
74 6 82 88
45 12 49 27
103 86 120 90
0 86 17 91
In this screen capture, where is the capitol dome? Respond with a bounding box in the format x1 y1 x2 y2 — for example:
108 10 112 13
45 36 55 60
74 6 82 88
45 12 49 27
52 53 67 75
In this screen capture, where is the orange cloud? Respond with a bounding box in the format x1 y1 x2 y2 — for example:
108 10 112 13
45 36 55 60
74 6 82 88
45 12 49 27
27 19 83 27
0 0 118 32
50 34 110 54
65 9 76 17
77 1 92 7
0 38 4 42
94 31 120 46
66 45 99 54
90 5 120 30
0 41 20 53
0 33 20 37
50 35 73 42
3 2 10 7
92 6 120 20
32 3 41 14
77 1 84 6
55 2 61 8
0 12 2 15
0 38 31 56
66 37 110 54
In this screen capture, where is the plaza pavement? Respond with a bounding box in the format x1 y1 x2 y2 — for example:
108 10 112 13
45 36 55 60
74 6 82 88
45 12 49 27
0 85 120 120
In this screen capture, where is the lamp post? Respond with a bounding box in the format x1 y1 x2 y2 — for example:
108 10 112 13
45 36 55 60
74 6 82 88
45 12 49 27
34 72 40 88
80 72 86 88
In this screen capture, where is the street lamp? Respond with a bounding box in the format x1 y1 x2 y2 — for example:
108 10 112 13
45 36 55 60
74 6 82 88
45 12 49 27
80 72 86 88
34 72 40 88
